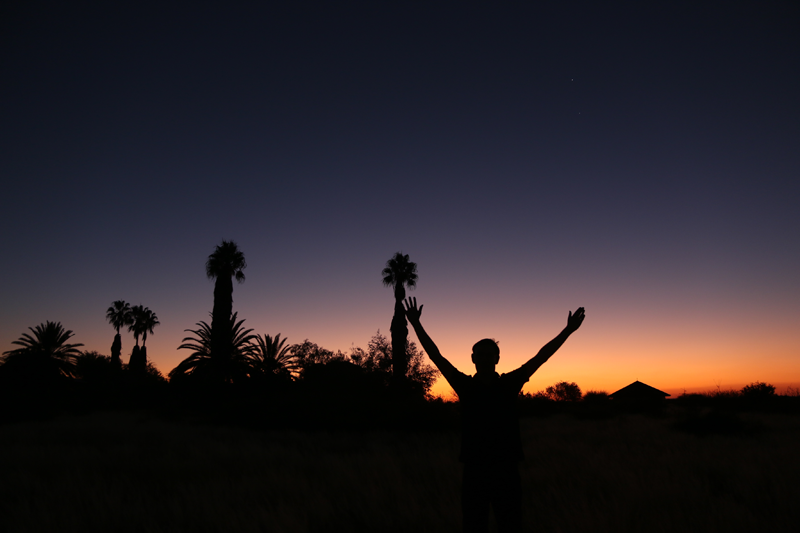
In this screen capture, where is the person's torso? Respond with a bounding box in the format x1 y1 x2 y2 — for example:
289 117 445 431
457 372 524 463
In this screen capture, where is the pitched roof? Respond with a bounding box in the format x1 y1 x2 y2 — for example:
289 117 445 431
609 380 670 398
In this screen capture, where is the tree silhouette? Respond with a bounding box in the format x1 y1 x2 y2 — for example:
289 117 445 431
106 300 132 369
353 330 439 396
251 333 298 378
170 312 256 384
1 321 84 380
74 351 117 383
381 252 418 384
128 305 159 374
544 381 582 402
206 240 246 362
741 381 776 400
290 340 343 376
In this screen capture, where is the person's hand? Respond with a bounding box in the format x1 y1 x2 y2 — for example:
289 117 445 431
566 307 585 333
403 297 423 324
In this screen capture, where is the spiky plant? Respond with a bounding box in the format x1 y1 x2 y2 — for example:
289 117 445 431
170 312 256 384
1 321 84 378
250 333 298 377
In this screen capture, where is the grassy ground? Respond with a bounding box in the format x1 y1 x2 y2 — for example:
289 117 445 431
1 409 799 532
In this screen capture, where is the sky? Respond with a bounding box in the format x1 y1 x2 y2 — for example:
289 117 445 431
1 1 798 398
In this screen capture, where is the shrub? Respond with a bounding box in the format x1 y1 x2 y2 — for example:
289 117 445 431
740 381 776 399
582 390 609 402
544 381 582 402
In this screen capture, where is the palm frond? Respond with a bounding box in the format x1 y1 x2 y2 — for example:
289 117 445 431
2 321 83 377
206 240 247 282
106 300 133 332
171 312 256 383
250 333 298 376
128 305 160 346
382 252 418 288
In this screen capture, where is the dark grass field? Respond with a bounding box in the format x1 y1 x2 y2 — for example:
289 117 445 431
1 407 799 532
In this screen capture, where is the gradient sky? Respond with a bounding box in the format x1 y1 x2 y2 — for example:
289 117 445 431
2 1 798 398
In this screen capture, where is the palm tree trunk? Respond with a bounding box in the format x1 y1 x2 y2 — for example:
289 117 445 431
390 284 408 384
211 275 233 359
129 345 143 374
140 346 148 373
110 333 122 369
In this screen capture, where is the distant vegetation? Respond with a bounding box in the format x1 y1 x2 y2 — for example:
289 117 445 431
0 243 443 426
2 241 799 532
1 241 797 428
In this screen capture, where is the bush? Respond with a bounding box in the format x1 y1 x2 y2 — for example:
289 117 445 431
546 381 582 402
74 351 118 382
740 381 776 399
582 390 609 403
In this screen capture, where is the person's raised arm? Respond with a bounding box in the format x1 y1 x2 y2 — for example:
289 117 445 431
403 297 462 386
518 307 585 380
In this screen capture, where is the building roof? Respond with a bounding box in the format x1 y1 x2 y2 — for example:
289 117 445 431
609 380 670 399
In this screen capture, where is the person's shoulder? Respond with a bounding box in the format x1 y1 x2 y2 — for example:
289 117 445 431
500 367 530 386
452 368 473 384
443 366 472 393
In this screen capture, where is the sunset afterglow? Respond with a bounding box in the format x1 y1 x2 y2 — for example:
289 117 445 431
1 2 797 399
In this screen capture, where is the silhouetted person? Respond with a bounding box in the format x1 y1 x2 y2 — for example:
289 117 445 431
403 297 585 533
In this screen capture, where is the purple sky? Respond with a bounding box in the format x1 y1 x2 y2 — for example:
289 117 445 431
2 2 798 395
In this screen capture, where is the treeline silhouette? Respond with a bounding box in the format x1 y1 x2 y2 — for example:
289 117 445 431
0 243 448 429
2 242 798 430
0 324 449 429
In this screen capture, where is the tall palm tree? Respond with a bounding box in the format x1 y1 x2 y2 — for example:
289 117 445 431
138 307 160 348
128 305 159 373
1 321 84 379
381 252 418 383
170 312 256 384
106 300 132 368
250 333 298 377
206 240 246 360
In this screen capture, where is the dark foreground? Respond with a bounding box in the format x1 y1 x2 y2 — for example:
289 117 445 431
1 402 799 533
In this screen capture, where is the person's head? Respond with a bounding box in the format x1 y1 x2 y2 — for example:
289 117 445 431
471 338 500 374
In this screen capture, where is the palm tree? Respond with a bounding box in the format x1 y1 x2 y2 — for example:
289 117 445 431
250 333 298 377
1 321 84 379
381 252 418 383
138 307 159 373
106 300 132 368
206 240 246 360
138 307 160 348
170 312 256 384
128 305 159 373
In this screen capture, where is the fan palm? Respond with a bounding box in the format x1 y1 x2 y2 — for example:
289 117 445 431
206 240 246 359
106 300 132 367
128 305 146 348
137 307 160 348
250 333 298 377
170 312 256 384
128 305 159 373
1 321 84 379
381 252 418 382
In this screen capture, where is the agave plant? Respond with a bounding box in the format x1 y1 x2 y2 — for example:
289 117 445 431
170 312 256 384
1 321 84 378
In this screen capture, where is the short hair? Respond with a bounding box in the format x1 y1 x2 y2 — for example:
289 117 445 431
472 338 500 359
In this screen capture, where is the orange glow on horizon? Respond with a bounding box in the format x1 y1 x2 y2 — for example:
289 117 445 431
6 288 798 400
